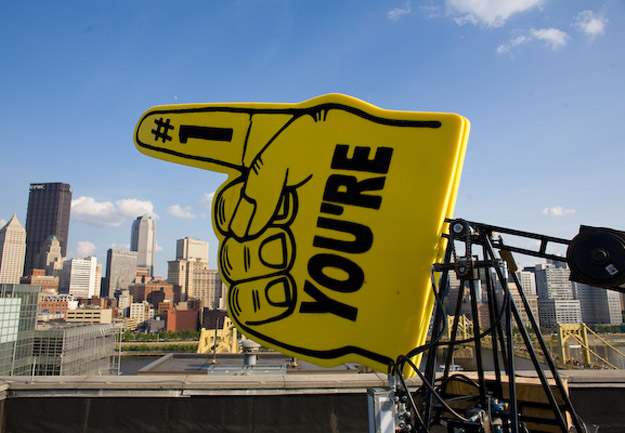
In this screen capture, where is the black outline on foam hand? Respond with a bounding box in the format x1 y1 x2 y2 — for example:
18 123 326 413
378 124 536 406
135 101 442 367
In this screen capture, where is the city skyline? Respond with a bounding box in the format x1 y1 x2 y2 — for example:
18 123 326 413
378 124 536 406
24 183 72 276
1 1 624 277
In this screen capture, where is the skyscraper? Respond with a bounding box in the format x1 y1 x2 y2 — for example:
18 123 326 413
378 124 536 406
0 215 27 284
0 284 39 376
574 282 623 325
535 263 581 328
130 215 156 276
24 183 72 276
535 263 574 300
34 235 64 275
167 237 222 307
103 249 137 298
59 256 99 299
176 237 209 262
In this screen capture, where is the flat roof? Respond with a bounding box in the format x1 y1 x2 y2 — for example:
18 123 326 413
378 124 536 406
138 353 364 375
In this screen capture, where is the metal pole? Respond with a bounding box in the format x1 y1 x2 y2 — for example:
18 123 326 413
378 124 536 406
118 326 122 376
469 278 487 409
504 294 519 433
485 232 584 433
508 268 587 433
482 246 504 399
444 281 466 378
423 241 454 430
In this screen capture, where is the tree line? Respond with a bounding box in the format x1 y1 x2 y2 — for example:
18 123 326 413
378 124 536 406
122 329 201 342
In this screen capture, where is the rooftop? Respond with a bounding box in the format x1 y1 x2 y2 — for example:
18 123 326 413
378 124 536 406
1 370 624 432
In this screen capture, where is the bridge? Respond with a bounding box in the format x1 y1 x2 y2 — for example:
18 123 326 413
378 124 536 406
443 316 625 370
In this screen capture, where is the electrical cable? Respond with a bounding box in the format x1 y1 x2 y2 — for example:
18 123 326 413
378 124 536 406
402 263 512 362
400 269 449 361
392 232 523 430
395 354 471 423
390 362 427 431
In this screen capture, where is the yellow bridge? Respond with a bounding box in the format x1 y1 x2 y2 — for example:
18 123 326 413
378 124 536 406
196 316 241 354
557 323 625 369
444 316 625 370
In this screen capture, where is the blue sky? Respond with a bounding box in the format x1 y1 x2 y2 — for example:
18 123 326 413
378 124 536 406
1 0 623 277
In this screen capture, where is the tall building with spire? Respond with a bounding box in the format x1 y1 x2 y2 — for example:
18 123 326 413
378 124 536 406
130 215 156 276
34 235 64 275
0 215 27 284
24 182 72 276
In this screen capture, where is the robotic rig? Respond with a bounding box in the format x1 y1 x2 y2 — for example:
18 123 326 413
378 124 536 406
369 219 625 433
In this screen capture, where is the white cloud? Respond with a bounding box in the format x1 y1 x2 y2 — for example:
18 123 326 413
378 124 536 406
530 27 569 50
72 196 155 227
72 197 123 227
199 192 215 210
115 199 154 218
497 28 568 55
0 219 6 228
574 10 607 39
446 0 544 27
76 241 96 256
167 204 196 219
388 2 411 21
497 35 530 54
541 206 576 216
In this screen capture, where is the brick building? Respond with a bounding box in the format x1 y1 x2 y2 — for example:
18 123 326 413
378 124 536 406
22 269 59 292
166 306 199 332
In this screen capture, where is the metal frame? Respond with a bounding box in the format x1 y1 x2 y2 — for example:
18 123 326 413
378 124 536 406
394 219 589 433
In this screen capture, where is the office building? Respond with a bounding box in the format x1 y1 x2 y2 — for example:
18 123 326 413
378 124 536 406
94 263 102 298
38 293 75 318
509 280 540 328
34 235 64 275
535 263 574 301
0 284 40 376
514 270 537 296
547 257 568 269
165 305 199 332
24 182 72 275
129 301 152 324
130 215 156 276
534 263 580 328
116 289 133 317
66 308 113 324
202 309 229 329
33 323 117 375
176 237 209 261
0 214 26 284
574 282 623 325
59 256 99 299
168 237 222 307
538 299 582 329
22 269 59 293
168 260 222 306
203 269 224 309
128 276 174 308
103 249 137 298
491 270 540 328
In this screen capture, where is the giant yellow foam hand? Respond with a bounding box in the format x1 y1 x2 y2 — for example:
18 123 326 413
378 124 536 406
135 94 469 374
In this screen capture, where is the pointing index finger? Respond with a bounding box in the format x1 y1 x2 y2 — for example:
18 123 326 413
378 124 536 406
134 105 255 174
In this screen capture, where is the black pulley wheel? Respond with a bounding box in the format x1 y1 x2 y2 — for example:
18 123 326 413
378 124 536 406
566 225 625 289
